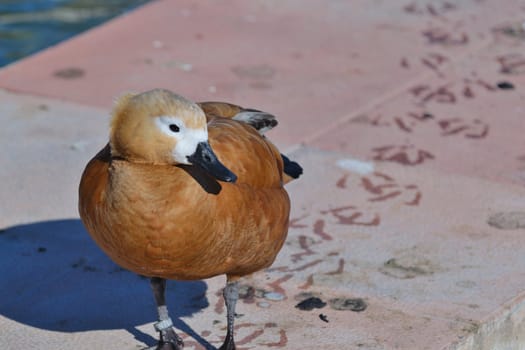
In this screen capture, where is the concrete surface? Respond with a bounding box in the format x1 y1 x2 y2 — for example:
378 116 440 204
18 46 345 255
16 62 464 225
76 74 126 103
1 0 525 349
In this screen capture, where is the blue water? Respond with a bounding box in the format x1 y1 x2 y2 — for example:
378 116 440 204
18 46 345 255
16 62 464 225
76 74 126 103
0 0 150 67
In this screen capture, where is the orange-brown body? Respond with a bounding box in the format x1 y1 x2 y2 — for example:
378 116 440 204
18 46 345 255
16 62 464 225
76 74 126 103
79 115 290 280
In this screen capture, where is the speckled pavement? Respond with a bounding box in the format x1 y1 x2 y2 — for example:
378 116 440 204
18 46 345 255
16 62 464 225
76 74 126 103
1 1 525 349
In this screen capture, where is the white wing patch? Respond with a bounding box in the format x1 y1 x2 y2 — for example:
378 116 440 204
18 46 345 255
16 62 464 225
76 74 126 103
233 110 277 135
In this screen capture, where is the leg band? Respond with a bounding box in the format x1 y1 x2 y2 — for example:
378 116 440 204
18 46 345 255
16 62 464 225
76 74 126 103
154 317 173 332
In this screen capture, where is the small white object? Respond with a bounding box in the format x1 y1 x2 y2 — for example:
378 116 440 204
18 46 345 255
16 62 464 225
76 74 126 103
257 301 271 308
152 40 164 49
264 292 285 301
179 63 193 72
336 158 374 175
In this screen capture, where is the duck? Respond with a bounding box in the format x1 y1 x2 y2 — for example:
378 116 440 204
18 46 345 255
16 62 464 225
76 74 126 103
78 88 302 350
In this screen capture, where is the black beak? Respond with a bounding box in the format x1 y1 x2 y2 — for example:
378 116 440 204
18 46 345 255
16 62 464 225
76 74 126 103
187 142 237 183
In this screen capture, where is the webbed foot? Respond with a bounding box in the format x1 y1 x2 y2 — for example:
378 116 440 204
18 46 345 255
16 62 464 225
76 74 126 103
218 337 235 350
150 328 183 350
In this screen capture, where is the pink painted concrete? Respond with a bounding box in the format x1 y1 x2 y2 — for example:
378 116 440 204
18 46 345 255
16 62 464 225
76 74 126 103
310 31 525 187
2 0 525 349
1 0 524 147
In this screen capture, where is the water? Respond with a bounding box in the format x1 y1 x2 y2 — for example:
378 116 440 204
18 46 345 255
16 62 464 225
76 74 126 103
0 0 150 67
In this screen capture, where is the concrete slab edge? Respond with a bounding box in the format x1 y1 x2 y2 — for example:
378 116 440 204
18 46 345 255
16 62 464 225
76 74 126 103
449 291 525 350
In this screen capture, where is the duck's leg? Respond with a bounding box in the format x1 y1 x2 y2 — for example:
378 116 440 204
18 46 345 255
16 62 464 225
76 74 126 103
150 277 184 350
219 279 239 350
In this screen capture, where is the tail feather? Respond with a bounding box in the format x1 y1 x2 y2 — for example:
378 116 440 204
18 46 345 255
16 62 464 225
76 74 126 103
281 154 303 181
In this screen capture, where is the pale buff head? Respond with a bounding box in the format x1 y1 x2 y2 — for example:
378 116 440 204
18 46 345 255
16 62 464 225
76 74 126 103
109 89 208 165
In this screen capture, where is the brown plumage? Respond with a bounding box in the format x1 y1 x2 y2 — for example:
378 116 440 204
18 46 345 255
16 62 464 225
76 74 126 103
78 89 301 350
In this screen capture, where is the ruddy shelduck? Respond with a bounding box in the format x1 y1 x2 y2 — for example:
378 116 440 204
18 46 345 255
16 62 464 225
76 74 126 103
78 89 302 350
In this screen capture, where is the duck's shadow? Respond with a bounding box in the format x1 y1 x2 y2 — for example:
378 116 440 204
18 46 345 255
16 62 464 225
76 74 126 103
0 219 214 349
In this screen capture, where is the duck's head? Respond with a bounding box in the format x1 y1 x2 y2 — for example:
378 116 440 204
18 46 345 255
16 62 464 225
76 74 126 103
110 88 237 183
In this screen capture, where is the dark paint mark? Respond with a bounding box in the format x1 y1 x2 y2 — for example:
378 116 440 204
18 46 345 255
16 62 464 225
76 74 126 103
487 212 525 230
361 172 421 205
336 173 349 189
404 2 456 16
265 265 288 273
233 322 256 330
290 235 316 262
410 84 431 97
362 176 396 195
287 259 324 272
420 53 448 76
410 83 498 105
214 289 225 314
470 79 498 92
319 314 329 323
237 329 264 346
37 247 47 253
463 86 474 98
493 24 525 40
298 274 314 290
313 219 333 240
329 298 367 312
373 172 395 182
321 206 381 226
427 4 438 16
438 118 489 138
404 3 418 13
326 258 345 275
382 258 433 279
231 64 275 79
261 328 288 347
289 215 309 229
53 67 85 79
372 144 435 165
497 81 515 90
295 297 327 311
497 54 525 75
421 86 456 104
400 57 410 69
363 114 391 127
423 28 468 46
405 191 422 206
394 117 414 132
267 274 293 295
368 191 403 202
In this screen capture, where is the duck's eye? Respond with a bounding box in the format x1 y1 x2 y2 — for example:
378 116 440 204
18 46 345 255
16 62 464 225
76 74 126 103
169 124 180 133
